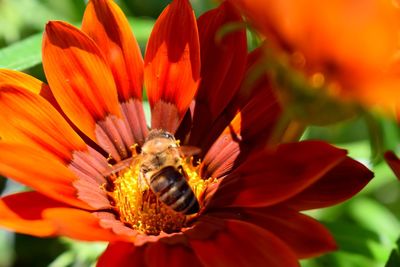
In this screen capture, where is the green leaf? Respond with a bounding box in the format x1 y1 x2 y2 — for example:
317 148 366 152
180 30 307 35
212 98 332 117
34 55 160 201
385 237 400 267
0 230 14 267
143 100 151 126
322 221 387 262
13 235 67 267
0 17 154 71
49 238 107 267
128 17 154 52
0 33 42 70
302 251 380 267
348 198 400 244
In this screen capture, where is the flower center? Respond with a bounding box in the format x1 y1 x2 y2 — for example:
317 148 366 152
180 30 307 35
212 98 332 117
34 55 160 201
106 147 215 236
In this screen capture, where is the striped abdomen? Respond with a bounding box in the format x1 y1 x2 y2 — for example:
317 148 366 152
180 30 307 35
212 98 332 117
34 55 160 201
149 166 199 215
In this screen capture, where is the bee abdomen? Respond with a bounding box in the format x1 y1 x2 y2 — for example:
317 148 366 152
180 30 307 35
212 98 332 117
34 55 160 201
150 166 199 215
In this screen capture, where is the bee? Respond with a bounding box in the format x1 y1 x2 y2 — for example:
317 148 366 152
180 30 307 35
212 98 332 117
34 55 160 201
103 129 200 215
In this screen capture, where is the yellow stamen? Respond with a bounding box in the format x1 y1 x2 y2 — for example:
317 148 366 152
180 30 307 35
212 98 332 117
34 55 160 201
108 154 216 236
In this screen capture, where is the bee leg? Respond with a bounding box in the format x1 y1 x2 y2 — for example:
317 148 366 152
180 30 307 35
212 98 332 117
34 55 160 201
129 144 139 156
156 197 160 213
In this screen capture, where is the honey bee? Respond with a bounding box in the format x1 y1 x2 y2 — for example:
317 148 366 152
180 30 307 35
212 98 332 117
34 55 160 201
103 129 200 215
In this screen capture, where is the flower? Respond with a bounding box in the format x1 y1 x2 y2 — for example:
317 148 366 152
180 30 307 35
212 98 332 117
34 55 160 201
227 0 400 113
0 0 373 266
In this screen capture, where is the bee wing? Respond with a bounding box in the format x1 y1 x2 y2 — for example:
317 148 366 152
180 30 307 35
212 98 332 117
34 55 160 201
101 157 135 177
179 146 201 157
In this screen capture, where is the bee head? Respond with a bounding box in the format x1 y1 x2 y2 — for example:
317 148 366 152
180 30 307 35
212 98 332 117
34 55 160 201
145 129 175 142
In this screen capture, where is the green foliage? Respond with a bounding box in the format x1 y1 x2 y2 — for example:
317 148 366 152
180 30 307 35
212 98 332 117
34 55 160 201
0 17 154 71
385 237 400 267
0 34 42 71
13 235 67 267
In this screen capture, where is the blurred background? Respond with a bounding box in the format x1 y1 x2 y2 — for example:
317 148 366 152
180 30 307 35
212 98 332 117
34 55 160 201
0 0 400 266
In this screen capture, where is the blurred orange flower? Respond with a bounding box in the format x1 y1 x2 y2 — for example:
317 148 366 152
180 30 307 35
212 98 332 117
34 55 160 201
0 0 373 265
228 0 400 113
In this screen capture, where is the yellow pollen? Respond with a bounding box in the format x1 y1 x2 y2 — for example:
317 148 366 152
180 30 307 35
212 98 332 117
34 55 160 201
108 154 216 236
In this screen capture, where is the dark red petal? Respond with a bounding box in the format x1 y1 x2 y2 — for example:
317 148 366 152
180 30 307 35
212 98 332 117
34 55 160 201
282 157 374 210
0 191 68 237
243 207 337 258
384 151 400 180
189 2 247 144
82 0 144 101
207 141 347 208
200 85 281 178
146 243 203 267
197 48 281 176
144 0 200 133
97 242 147 267
189 219 298 267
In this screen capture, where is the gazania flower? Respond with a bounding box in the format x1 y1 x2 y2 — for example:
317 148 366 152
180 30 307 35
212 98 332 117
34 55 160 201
0 0 373 266
227 0 400 113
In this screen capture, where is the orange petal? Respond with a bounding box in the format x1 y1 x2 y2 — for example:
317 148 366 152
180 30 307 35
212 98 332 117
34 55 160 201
0 69 46 94
146 243 202 267
82 0 144 101
42 208 129 241
0 69 67 116
42 21 120 141
282 157 373 210
207 141 347 208
0 191 67 237
0 142 92 210
189 219 299 267
0 84 86 161
98 242 146 267
144 0 200 133
243 207 337 258
189 2 247 143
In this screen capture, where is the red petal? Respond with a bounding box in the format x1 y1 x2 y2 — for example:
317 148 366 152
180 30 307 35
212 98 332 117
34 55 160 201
82 0 144 101
43 21 120 141
384 151 400 180
282 157 373 210
201 85 282 178
243 207 337 258
0 191 68 237
189 219 298 267
194 48 281 170
207 141 347 208
144 0 200 133
0 84 86 161
0 142 92 209
43 208 129 242
97 242 147 267
189 2 247 143
146 243 202 267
